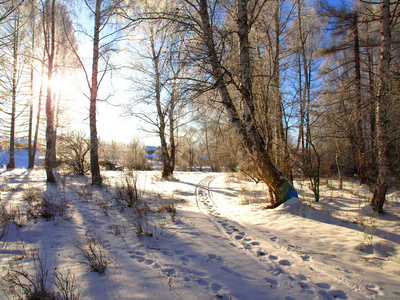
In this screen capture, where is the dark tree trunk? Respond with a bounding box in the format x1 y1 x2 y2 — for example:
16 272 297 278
45 0 56 183
353 15 368 185
371 0 391 213
89 0 103 186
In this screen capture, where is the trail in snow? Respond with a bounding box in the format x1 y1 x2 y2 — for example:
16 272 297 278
194 174 384 299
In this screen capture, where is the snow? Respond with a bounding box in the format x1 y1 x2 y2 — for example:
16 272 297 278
0 149 42 169
0 168 399 299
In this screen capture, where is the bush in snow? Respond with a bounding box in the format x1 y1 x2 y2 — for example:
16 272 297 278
72 233 114 274
0 250 80 300
57 132 91 175
0 204 11 241
27 188 70 221
123 137 149 171
114 171 144 209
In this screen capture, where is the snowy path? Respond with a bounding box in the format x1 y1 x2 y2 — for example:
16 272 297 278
191 175 390 299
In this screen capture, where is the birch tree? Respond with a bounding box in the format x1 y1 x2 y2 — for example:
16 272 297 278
68 0 126 185
168 0 298 206
371 0 391 213
43 0 57 182
124 3 190 178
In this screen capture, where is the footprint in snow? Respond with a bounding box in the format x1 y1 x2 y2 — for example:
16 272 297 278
211 282 222 292
316 282 331 289
162 268 175 276
279 259 292 266
196 278 209 286
298 281 310 289
235 234 244 240
301 255 311 261
144 259 154 265
207 254 223 263
264 277 278 286
297 274 308 281
329 289 348 299
130 254 145 262
366 284 384 295
162 250 174 257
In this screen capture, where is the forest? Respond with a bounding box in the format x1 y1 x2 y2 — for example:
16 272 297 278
1 0 400 214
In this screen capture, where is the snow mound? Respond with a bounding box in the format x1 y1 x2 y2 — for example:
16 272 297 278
275 197 303 215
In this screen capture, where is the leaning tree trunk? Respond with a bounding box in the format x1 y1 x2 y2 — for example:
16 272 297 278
198 0 297 207
371 0 391 213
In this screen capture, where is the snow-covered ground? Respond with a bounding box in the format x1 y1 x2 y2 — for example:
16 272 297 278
0 168 399 299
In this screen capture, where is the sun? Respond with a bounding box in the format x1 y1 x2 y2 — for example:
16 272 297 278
46 77 60 93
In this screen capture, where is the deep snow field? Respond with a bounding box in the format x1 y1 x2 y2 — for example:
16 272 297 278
0 168 399 299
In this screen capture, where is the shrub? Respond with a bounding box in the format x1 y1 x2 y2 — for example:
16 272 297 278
58 132 90 175
0 251 80 300
72 233 113 274
0 204 11 241
27 188 70 221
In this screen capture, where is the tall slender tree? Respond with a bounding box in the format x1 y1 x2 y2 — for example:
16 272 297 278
43 0 57 182
67 0 126 185
371 0 392 213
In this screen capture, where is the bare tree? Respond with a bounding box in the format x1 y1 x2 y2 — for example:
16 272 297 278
318 1 370 184
124 7 189 178
169 0 299 206
67 0 127 185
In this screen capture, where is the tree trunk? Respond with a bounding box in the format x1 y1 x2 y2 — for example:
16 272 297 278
272 1 291 180
30 53 45 169
169 78 177 173
353 15 368 185
371 0 391 213
89 0 103 186
7 12 19 170
45 0 56 183
28 3 36 169
198 0 297 206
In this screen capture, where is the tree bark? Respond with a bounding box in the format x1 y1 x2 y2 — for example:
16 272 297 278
45 0 56 183
7 10 21 170
89 0 103 186
371 0 391 213
353 14 368 185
